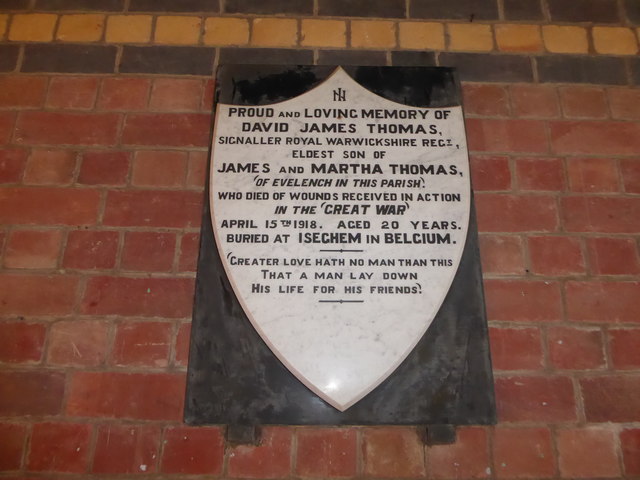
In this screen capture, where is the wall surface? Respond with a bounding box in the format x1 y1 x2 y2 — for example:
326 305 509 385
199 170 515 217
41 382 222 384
0 0 639 477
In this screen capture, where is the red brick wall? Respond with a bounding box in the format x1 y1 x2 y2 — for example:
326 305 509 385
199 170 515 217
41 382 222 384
1 0 640 476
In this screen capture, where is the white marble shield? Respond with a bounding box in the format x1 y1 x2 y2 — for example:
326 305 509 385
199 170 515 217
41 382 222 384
210 68 470 411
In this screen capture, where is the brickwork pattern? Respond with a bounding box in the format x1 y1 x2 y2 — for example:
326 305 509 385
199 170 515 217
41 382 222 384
1 0 640 477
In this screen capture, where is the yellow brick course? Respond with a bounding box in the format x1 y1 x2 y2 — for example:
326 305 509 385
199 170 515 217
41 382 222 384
204 17 249 45
106 15 152 43
448 23 493 51
57 14 105 42
592 27 638 55
0 14 8 39
155 16 202 45
542 25 588 53
301 19 346 48
251 18 297 47
399 22 444 50
495 24 541 52
351 20 396 48
9 14 57 42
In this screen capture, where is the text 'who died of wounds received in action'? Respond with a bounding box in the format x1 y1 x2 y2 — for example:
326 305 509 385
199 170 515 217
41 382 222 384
210 67 471 412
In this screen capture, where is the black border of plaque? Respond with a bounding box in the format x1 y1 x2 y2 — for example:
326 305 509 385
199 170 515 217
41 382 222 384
185 65 496 426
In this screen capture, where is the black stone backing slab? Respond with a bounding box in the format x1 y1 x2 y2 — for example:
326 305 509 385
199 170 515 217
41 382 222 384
185 65 496 426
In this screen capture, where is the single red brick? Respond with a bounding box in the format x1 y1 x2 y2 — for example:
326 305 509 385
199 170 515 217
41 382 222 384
0 321 46 363
103 190 202 228
0 187 101 226
202 78 214 111
0 149 28 183
566 281 640 323
557 427 620 478
510 84 559 118
567 157 619 192
484 279 563 322
228 426 292 478
479 235 525 275
121 231 176 272
581 376 640 422
462 84 510 116
4 230 63 269
0 423 27 470
362 427 425 478
514 156 565 191
186 150 207 189
28 422 91 473
495 376 577 422
149 78 203 112
0 76 47 108
609 328 640 369
122 113 211 147
174 322 191 367
466 118 547 153
587 237 640 275
47 320 109 367
608 88 640 120
469 155 511 191
67 371 185 420
98 77 150 110
621 428 640 475
620 159 640 193
427 426 489 479
112 321 172 367
562 196 640 233
551 121 640 155
131 150 187 187
528 235 585 275
93 424 161 474
15 112 120 146
0 371 65 416
560 86 609 118
78 150 130 186
178 233 200 274
63 230 119 270
161 426 224 474
296 427 357 477
493 427 555 478
81 276 194 318
476 194 558 232
46 77 99 110
547 326 605 370
489 327 543 371
0 275 79 316
0 113 16 145
23 149 76 186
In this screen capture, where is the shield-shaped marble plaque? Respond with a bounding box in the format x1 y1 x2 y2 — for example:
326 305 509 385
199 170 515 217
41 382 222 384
186 65 495 425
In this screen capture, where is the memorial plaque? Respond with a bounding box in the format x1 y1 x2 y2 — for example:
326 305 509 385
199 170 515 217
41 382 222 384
186 65 495 426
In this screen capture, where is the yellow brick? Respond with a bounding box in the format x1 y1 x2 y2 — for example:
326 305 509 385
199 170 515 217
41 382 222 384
57 14 105 42
204 17 249 45
155 16 201 45
301 19 345 48
0 14 8 39
106 15 152 43
9 14 57 42
398 22 444 50
251 18 297 47
448 23 493 52
542 25 588 54
495 24 541 52
351 20 396 48
592 26 638 55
